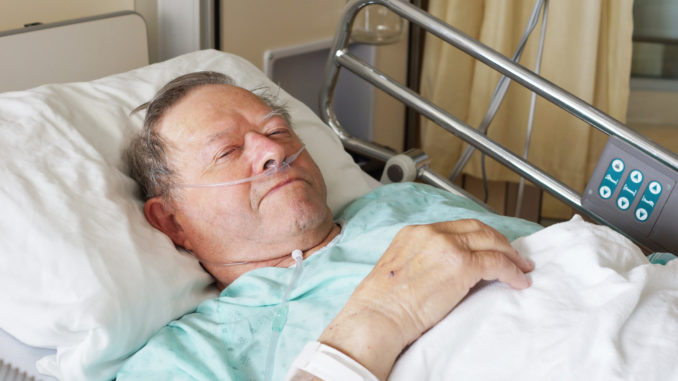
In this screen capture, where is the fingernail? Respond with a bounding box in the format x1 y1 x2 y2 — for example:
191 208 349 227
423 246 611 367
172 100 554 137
526 258 535 268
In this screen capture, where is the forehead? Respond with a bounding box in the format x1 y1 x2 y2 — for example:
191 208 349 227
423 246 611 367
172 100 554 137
156 84 273 143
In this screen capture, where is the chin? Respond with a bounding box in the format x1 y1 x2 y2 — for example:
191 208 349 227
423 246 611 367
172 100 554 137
280 198 331 233
294 204 330 231
258 180 330 232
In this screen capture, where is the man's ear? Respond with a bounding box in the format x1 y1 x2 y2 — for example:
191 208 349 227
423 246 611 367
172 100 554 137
144 197 192 251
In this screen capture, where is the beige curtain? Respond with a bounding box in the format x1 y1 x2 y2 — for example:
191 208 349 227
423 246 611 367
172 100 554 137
420 0 633 219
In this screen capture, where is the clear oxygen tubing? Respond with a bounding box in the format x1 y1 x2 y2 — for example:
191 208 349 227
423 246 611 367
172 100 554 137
447 0 548 184
264 249 304 381
179 145 306 189
515 0 549 217
190 250 297 267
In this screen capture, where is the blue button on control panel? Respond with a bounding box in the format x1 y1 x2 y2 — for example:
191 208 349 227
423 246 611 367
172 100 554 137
616 169 643 211
634 180 662 222
598 158 624 199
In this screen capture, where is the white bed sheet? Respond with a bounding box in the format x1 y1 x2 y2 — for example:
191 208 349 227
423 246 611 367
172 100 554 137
0 329 56 381
390 215 678 380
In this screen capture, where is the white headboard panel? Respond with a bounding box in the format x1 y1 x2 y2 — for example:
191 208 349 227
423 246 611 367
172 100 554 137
0 11 148 92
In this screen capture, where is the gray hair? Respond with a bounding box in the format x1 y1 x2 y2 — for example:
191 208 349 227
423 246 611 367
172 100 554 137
126 71 291 203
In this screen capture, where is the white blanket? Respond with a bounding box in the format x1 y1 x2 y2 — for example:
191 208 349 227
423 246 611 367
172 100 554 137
390 216 678 380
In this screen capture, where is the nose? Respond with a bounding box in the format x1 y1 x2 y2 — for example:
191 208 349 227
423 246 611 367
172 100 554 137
244 132 286 174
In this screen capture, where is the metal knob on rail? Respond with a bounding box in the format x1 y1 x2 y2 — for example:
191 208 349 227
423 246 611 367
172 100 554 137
380 148 430 184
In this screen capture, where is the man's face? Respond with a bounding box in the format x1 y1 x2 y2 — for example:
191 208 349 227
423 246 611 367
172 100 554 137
156 84 332 284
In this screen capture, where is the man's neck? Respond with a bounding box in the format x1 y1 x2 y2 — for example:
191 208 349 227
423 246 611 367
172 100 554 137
300 222 342 260
213 223 342 290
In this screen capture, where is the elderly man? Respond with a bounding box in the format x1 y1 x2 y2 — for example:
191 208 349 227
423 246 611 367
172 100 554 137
118 71 539 380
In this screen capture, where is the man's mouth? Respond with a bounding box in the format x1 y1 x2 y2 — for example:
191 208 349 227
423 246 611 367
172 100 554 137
260 177 304 201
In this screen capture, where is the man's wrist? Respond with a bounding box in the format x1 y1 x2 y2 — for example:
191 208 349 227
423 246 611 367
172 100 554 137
286 341 379 381
317 303 406 380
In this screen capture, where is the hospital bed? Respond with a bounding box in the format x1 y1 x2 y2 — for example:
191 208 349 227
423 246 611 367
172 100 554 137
0 1 676 380
322 0 678 255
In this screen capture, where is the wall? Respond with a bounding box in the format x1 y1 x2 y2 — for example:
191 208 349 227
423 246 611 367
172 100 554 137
0 0 134 32
633 0 678 39
134 0 159 63
221 0 345 69
627 0 678 155
220 0 407 151
626 86 678 154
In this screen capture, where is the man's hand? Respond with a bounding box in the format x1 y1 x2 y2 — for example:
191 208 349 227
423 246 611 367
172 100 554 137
318 219 534 380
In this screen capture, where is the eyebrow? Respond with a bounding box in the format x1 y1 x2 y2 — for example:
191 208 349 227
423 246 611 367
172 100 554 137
259 110 285 124
206 129 231 146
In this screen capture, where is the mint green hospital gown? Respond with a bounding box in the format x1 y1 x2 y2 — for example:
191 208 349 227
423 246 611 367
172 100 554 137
117 183 542 380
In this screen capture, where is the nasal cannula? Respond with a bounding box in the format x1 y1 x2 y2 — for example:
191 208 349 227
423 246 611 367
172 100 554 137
179 145 306 188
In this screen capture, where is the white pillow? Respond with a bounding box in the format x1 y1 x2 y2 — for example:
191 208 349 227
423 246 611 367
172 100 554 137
0 49 375 381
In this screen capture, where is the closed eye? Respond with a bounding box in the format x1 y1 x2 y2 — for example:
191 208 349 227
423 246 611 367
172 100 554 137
216 147 239 160
268 129 289 137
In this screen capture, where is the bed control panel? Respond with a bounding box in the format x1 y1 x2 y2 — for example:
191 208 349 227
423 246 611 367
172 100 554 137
583 136 678 254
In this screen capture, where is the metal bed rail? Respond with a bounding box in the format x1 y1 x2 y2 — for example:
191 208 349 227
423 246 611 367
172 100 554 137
319 0 678 234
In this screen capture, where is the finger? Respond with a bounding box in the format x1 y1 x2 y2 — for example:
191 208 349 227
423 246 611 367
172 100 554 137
453 230 534 273
473 250 532 290
455 228 511 252
429 220 534 273
435 219 514 251
433 218 493 235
